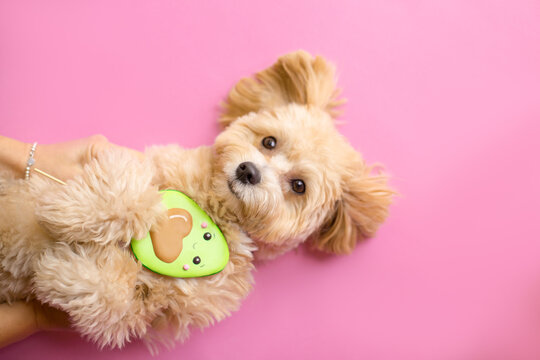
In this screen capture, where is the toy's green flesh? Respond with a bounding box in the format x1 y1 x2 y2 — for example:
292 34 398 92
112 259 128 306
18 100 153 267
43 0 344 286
131 190 229 278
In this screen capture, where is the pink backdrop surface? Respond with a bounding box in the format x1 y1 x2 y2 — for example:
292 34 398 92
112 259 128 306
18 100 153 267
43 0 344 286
1 1 540 359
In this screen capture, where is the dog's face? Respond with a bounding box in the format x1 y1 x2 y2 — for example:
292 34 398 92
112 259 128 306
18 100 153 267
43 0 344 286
212 51 393 259
214 104 345 254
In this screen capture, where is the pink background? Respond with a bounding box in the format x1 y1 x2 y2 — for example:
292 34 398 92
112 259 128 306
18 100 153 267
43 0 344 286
1 1 540 359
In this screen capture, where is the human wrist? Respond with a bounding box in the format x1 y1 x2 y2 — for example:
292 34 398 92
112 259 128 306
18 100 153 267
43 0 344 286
0 136 32 178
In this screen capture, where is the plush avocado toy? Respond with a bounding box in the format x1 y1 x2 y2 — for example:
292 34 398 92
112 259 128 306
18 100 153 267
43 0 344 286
131 190 229 278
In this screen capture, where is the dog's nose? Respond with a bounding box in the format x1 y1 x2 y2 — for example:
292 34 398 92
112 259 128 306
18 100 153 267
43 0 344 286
236 162 261 185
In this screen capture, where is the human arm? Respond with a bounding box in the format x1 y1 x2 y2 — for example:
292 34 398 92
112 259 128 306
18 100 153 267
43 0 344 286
0 301 70 348
0 134 144 181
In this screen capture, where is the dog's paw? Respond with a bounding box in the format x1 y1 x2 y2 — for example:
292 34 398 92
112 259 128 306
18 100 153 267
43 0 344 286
36 149 165 246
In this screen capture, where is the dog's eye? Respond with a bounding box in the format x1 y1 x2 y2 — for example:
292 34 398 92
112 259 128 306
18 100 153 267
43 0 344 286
193 256 201 265
262 136 277 150
291 179 305 194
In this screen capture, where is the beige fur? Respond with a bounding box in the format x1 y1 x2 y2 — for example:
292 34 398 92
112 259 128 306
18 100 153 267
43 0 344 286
0 50 393 350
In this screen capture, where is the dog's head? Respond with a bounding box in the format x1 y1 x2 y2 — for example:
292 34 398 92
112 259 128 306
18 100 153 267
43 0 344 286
213 51 393 259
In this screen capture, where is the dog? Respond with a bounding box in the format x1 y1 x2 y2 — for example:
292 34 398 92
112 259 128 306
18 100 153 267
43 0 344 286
0 50 393 350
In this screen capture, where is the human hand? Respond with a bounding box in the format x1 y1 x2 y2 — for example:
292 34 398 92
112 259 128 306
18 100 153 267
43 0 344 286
32 135 145 182
0 300 71 349
32 300 71 331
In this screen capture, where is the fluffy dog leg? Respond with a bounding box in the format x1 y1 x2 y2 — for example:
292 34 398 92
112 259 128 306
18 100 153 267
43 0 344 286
34 243 150 349
34 149 165 247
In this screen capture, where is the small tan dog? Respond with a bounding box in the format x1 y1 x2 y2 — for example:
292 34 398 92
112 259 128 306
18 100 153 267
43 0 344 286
0 51 392 350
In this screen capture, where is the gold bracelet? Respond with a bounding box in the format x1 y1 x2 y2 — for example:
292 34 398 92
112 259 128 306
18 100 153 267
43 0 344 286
34 168 66 185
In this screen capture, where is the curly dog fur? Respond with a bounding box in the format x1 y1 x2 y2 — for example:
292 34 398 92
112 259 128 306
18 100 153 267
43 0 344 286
0 51 393 350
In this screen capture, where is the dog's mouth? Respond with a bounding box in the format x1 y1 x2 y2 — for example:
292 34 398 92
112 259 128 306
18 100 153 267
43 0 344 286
227 180 241 200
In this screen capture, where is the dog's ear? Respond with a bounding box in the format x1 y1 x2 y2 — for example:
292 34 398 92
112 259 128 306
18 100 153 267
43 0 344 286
219 50 344 127
312 164 393 254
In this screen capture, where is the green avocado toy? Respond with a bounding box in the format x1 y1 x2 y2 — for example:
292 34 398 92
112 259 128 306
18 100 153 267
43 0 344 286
131 190 229 278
